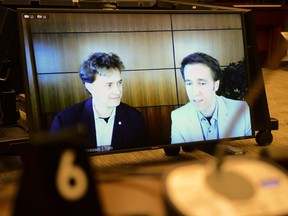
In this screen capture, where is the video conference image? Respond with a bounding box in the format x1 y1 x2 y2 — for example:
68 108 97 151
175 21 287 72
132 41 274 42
2 5 285 216
19 10 253 153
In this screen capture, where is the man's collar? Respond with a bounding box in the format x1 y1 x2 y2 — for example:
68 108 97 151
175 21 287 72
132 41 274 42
92 101 117 120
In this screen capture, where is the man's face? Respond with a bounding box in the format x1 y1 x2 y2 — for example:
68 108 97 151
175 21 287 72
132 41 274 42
85 68 122 111
184 63 219 117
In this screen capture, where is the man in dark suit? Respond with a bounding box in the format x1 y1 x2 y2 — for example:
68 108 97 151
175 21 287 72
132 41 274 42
50 52 146 153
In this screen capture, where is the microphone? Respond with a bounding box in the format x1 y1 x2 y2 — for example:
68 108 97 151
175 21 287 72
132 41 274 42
163 144 288 215
206 144 254 200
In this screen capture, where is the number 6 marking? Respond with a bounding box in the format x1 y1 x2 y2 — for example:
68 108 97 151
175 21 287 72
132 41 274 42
56 149 88 201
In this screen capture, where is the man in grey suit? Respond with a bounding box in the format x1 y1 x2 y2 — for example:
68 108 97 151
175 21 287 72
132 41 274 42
171 52 252 144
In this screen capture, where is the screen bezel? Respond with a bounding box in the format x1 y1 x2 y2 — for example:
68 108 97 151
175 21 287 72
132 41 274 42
17 6 256 156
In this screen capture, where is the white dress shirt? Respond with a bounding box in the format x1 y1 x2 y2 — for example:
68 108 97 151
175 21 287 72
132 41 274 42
92 103 116 151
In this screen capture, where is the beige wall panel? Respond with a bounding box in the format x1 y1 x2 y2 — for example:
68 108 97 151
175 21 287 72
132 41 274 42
30 13 171 33
38 69 178 113
33 31 174 73
38 73 89 113
175 71 189 105
173 30 245 67
172 13 242 30
121 69 178 107
138 106 177 145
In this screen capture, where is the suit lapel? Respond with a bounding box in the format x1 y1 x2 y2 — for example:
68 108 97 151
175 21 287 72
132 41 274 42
216 96 230 138
83 98 97 148
111 104 124 148
184 103 205 142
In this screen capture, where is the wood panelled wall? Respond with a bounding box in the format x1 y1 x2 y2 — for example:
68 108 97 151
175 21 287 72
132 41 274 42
23 11 245 145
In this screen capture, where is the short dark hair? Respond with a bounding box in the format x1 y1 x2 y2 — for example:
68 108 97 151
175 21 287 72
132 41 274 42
79 52 125 84
180 52 222 81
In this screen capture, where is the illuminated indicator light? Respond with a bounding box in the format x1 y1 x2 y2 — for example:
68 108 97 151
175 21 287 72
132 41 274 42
261 179 280 188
